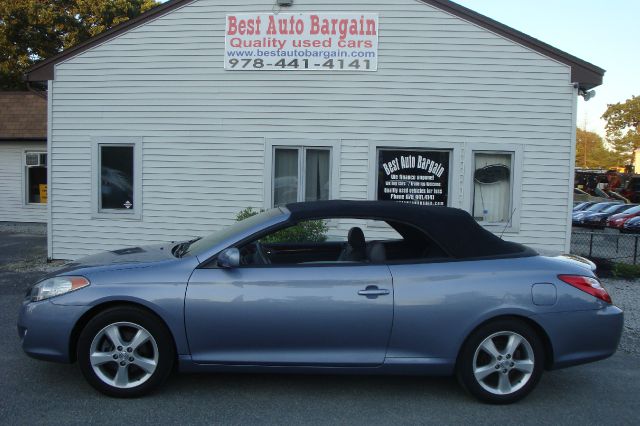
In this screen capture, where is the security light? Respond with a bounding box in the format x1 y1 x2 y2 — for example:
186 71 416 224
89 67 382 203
580 89 596 101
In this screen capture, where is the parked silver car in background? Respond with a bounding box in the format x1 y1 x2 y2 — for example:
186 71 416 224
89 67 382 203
18 201 623 404
572 201 623 226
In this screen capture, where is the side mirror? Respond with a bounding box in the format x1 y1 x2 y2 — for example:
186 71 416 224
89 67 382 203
217 248 240 269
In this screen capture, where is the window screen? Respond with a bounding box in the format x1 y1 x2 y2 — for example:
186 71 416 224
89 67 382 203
274 148 299 207
473 152 512 223
305 149 330 201
273 146 331 207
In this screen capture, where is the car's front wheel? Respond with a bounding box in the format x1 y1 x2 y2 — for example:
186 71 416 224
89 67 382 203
77 306 175 397
456 319 544 404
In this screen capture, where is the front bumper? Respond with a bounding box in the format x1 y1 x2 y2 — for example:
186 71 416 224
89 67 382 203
18 299 88 363
532 305 624 370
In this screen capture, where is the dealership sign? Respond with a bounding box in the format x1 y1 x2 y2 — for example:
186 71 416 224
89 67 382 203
377 150 450 207
225 13 378 71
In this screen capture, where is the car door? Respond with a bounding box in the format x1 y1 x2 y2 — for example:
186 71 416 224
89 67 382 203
185 263 393 366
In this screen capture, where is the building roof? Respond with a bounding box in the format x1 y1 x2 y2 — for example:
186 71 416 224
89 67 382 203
0 92 47 141
285 200 535 259
25 0 604 90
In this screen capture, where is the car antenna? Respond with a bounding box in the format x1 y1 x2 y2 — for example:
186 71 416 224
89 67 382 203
500 208 517 239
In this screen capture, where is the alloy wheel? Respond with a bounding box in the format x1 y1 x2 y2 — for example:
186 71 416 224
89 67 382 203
472 331 535 395
89 322 159 389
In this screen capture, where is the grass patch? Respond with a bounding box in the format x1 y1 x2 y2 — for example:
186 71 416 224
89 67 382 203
612 263 640 279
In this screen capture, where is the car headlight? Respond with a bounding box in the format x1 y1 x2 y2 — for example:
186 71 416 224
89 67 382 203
28 276 90 302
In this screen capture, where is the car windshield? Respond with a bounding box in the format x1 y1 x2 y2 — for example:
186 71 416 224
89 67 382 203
603 204 632 214
622 205 640 215
585 203 617 212
180 208 286 257
573 202 588 211
577 202 596 211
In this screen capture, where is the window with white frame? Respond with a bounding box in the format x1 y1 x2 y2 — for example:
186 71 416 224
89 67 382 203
25 152 47 204
472 152 513 223
273 146 331 206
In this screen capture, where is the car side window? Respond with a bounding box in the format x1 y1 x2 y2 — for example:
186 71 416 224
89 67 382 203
234 217 449 267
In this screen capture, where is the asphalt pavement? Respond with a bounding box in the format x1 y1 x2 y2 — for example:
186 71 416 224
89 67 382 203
1 229 639 425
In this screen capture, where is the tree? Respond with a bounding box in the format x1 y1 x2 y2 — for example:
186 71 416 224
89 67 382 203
0 0 159 90
575 128 619 169
602 95 640 165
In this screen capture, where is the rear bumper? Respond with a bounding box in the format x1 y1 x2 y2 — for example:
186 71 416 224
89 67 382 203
17 299 87 363
532 305 624 370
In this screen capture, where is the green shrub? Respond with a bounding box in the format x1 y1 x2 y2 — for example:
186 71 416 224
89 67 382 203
236 208 328 243
612 263 640 279
236 207 260 222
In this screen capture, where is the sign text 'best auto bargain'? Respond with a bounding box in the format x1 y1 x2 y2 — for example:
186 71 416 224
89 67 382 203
225 13 379 71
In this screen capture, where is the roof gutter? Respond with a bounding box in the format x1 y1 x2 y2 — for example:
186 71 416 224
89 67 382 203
0 137 47 142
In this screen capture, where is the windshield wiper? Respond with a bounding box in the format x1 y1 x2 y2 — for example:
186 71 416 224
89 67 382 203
172 237 201 258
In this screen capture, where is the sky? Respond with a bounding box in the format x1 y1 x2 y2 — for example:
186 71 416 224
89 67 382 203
446 0 639 137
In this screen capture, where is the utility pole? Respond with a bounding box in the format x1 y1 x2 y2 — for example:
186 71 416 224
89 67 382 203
584 136 587 168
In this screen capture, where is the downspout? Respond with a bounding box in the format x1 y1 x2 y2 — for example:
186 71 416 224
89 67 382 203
46 80 53 261
566 83 579 254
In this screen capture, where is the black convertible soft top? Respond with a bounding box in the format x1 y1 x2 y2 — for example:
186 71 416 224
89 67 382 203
285 200 536 259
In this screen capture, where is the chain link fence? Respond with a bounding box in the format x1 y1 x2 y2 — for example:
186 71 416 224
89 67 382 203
571 230 640 265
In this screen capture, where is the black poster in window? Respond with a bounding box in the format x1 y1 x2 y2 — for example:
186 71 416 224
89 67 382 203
377 149 450 206
101 146 134 210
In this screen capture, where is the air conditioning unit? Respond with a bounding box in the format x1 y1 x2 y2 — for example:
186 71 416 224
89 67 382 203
25 153 47 167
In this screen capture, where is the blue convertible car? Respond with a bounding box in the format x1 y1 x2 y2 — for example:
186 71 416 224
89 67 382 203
18 201 623 404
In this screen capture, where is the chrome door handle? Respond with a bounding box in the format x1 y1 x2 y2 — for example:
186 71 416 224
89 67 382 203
358 286 390 297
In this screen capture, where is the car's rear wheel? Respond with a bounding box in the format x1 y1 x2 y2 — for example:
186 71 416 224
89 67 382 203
77 306 175 397
456 319 544 404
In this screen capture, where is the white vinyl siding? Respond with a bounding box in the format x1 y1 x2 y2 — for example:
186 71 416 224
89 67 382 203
0 142 48 223
48 0 575 259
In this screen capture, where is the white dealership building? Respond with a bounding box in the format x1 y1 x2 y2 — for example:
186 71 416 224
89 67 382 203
25 0 604 260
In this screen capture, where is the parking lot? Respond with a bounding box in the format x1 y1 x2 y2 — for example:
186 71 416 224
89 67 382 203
1 227 639 425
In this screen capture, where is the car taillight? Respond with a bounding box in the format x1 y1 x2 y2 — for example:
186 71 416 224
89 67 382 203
558 275 612 304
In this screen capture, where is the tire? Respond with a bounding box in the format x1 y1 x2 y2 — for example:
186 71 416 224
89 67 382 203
77 306 175 398
456 319 544 404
